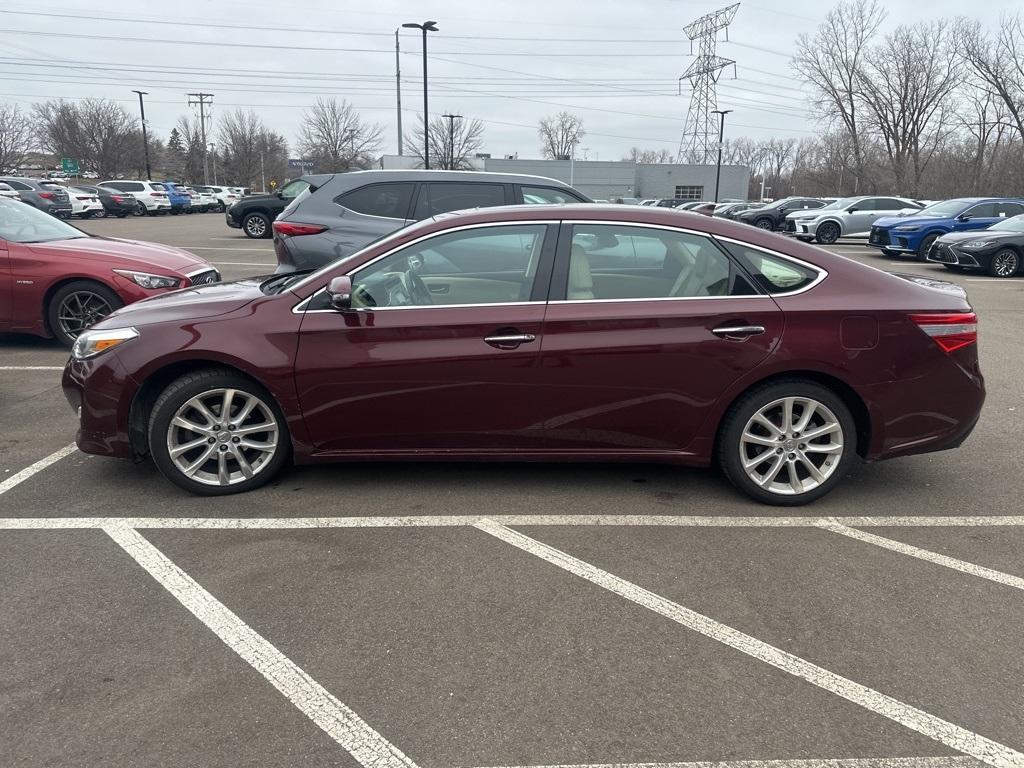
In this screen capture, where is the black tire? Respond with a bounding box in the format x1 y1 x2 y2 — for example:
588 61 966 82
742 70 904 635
916 232 939 262
753 217 775 231
988 247 1020 278
242 212 271 238
47 280 124 348
880 248 898 257
148 369 291 496
718 379 858 506
133 201 147 217
815 221 841 245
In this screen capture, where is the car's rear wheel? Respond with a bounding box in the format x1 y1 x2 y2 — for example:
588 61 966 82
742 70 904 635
133 201 146 217
815 221 841 245
148 370 290 495
47 280 124 348
916 233 939 262
988 248 1019 278
243 212 271 238
718 380 857 506
753 217 774 230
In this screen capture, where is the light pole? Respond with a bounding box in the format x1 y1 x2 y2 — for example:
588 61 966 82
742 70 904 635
711 109 732 203
395 28 403 156
442 113 462 169
209 143 217 185
131 90 152 180
402 20 439 169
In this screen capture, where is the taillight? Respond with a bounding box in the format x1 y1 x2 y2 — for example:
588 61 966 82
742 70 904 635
111 195 125 202
272 221 327 237
910 312 977 354
39 192 54 199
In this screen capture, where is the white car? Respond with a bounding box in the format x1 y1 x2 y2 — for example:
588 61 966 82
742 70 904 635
784 196 924 244
97 180 171 216
204 185 239 211
190 186 218 212
0 181 20 200
66 186 105 218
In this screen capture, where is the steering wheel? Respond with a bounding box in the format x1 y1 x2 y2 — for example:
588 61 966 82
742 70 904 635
400 270 433 306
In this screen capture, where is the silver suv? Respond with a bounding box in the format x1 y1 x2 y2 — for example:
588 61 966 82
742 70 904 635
785 196 923 244
0 177 72 216
271 170 590 272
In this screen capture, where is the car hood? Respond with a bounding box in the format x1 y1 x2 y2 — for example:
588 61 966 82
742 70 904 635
92 277 267 330
735 208 774 219
873 214 948 229
25 236 208 274
938 229 1022 244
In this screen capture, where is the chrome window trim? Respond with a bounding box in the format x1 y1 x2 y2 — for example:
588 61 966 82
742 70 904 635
711 234 828 297
293 288 542 314
289 219 555 310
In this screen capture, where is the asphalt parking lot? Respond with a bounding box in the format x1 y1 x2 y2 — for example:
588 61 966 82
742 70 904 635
2 214 1024 768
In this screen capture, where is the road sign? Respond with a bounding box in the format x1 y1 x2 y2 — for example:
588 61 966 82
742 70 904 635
61 158 80 175
287 159 315 170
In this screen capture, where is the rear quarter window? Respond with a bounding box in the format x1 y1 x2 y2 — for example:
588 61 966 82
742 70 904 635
723 241 821 294
334 182 414 219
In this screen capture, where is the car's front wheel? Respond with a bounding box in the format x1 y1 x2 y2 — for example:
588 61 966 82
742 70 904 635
149 369 290 495
718 380 857 506
753 217 774 230
916 233 939 262
242 212 271 238
988 248 1020 278
47 280 124 348
815 221 841 245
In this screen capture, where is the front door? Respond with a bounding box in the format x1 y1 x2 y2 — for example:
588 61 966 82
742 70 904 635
293 222 557 452
533 222 787 453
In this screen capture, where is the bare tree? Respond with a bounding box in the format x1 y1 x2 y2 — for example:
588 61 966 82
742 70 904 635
217 109 288 189
538 112 585 159
856 20 963 196
793 0 886 193
958 14 1024 143
0 104 34 172
34 98 139 178
404 114 485 170
623 146 673 163
299 98 382 172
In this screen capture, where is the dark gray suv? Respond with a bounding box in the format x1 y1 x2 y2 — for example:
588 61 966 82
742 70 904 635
0 177 72 217
271 170 590 272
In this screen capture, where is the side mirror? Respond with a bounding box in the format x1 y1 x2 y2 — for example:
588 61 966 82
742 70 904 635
327 276 353 311
957 214 969 222
847 208 857 213
276 191 285 199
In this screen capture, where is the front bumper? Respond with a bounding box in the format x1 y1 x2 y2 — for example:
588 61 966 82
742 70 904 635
225 210 241 228
62 354 138 459
926 241 984 268
785 219 819 239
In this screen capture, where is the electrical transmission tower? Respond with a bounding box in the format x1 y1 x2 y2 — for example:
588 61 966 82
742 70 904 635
677 3 739 165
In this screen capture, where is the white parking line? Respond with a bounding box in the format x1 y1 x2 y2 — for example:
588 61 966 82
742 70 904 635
819 523 1024 592
0 366 65 371
4 514 1024 530
474 520 1023 768
104 525 419 768
0 444 77 496
470 758 984 768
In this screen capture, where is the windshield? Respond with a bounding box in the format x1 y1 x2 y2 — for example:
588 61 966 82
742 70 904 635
0 198 89 242
918 199 969 217
989 214 1024 233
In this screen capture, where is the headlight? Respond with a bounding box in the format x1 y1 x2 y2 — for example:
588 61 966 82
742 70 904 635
893 225 920 232
71 327 139 360
113 269 181 289
961 240 995 249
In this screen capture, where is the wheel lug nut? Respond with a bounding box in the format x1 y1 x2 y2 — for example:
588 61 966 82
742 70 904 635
228 424 235 431
776 448 782 454
793 432 800 438
232 437 240 443
219 444 228 451
799 444 806 450
788 453 795 459
208 437 216 444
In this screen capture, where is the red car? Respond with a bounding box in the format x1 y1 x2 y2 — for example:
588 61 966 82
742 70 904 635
0 198 219 347
62 205 984 505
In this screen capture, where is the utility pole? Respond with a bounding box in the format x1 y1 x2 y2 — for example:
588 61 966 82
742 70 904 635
442 114 462 169
131 90 152 180
209 143 218 185
711 109 732 203
402 21 438 169
187 92 214 184
259 152 266 193
395 29 403 156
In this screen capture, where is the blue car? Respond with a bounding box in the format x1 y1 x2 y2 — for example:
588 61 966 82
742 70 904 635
160 180 193 215
869 197 1024 261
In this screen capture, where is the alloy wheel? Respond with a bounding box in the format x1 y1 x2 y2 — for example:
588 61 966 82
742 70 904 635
166 388 280 487
755 218 773 230
245 215 267 237
56 291 114 339
991 250 1019 278
738 396 844 496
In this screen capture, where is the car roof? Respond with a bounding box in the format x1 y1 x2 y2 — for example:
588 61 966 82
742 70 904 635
301 169 582 189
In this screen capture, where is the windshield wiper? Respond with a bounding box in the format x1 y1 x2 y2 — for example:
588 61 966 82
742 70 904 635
261 270 312 295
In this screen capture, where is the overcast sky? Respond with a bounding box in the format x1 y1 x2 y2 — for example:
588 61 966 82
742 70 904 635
0 0 1017 161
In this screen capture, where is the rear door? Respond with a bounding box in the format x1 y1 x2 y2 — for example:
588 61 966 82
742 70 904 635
845 197 880 236
955 202 1002 232
533 222 786 452
411 181 511 220
293 221 558 452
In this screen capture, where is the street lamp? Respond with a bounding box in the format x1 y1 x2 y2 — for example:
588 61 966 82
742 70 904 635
402 20 439 169
711 109 732 203
442 113 462 169
131 90 152 181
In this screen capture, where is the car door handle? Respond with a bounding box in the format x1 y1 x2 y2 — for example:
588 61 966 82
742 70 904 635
484 333 536 349
712 325 765 339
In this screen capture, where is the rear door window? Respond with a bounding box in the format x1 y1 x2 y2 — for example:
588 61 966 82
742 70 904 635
335 183 414 219
995 202 1024 218
413 182 506 219
5 180 30 191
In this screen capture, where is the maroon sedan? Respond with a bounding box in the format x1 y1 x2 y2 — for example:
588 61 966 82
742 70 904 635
62 205 984 505
0 198 219 347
